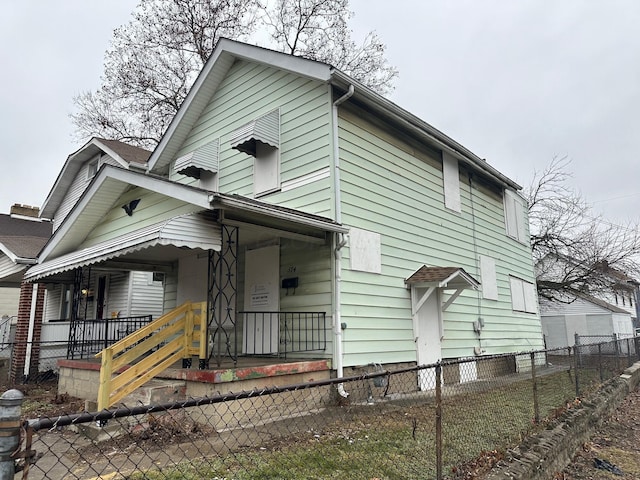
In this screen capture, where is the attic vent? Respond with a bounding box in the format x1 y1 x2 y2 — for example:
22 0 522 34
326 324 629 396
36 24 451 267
230 109 280 156
174 138 219 179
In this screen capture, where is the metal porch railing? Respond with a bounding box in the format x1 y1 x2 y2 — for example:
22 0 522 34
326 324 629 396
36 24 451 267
238 311 326 358
67 315 153 360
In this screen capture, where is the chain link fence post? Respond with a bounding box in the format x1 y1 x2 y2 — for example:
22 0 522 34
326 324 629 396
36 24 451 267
598 343 603 382
0 389 23 479
530 351 539 424
435 362 442 480
573 345 580 397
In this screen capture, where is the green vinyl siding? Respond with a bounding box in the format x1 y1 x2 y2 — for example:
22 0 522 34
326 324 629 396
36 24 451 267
234 238 333 360
83 187 201 247
170 60 334 218
337 105 542 365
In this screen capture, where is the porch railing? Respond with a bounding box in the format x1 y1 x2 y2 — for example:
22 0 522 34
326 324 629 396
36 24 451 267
238 311 326 358
95 301 207 410
66 315 153 360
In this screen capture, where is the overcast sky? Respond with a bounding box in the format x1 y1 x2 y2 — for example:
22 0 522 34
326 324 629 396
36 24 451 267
1 1 639 225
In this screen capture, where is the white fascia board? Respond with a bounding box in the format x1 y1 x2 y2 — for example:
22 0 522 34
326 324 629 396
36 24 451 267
330 71 521 191
148 39 332 174
439 269 480 290
93 139 130 168
40 138 129 219
0 243 38 265
211 194 348 234
39 165 211 262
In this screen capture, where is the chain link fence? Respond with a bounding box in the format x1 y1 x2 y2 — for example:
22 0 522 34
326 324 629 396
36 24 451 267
2 336 638 480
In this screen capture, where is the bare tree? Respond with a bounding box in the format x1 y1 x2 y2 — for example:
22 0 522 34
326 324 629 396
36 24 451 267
71 0 397 148
263 0 397 94
526 156 640 301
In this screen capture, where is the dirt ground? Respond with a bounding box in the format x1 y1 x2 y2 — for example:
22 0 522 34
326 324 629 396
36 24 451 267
2 380 85 419
555 387 640 479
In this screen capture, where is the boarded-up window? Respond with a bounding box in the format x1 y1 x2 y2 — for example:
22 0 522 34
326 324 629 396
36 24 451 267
504 190 527 242
480 255 498 300
349 228 382 274
230 109 281 197
443 152 461 212
509 276 537 313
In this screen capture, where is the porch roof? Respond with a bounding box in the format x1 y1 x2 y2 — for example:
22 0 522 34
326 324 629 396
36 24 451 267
24 213 221 282
405 266 480 290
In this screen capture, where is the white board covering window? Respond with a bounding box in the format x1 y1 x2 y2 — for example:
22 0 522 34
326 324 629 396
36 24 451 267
480 255 498 300
230 109 281 197
504 189 527 243
442 152 461 212
509 276 537 313
349 228 382 274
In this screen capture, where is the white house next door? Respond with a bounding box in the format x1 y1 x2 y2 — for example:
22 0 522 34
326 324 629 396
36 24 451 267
412 286 442 390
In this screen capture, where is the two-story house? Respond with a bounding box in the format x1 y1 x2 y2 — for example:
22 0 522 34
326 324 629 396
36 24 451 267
24 39 544 401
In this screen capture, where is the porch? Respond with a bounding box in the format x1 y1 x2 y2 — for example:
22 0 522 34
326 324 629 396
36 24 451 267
58 355 332 407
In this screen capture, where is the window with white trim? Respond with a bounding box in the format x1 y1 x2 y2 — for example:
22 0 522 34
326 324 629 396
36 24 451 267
442 152 461 212
504 189 527 242
87 156 99 179
60 284 72 320
509 276 537 313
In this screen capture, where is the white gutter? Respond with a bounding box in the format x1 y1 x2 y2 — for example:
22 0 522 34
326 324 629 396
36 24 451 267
23 284 38 379
332 85 354 398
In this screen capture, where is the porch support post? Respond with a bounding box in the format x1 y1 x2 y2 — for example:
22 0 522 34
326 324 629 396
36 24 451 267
208 225 238 368
9 281 45 383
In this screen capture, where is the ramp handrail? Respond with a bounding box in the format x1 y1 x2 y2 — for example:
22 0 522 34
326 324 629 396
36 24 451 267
95 301 207 410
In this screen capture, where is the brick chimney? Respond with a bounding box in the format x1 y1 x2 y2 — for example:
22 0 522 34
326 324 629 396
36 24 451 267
10 204 40 218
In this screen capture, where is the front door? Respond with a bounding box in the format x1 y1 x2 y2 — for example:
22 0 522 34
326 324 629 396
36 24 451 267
243 245 280 354
412 286 442 390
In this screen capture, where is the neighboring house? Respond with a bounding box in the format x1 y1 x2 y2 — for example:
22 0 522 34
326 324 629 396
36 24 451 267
24 39 544 392
540 294 634 349
0 139 165 381
0 204 52 379
537 256 639 348
37 138 165 354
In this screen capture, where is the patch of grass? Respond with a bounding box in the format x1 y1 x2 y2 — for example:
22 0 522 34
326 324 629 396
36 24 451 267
123 369 608 480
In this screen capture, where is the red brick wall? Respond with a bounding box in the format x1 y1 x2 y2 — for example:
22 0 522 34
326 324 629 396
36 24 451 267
9 282 45 383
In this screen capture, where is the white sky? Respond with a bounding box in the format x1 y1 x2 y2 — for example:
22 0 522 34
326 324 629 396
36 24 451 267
1 1 639 224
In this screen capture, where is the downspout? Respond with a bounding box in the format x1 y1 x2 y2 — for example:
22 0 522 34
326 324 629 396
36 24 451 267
23 284 38 380
332 84 354 398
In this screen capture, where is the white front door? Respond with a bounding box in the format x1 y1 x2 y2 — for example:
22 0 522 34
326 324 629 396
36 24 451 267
412 286 442 390
243 245 280 354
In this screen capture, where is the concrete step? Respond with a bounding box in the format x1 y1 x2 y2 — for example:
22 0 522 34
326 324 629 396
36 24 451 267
120 378 187 407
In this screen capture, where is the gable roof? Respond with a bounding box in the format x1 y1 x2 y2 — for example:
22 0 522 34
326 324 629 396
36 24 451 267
405 266 480 290
147 38 520 191
40 137 151 220
0 214 52 262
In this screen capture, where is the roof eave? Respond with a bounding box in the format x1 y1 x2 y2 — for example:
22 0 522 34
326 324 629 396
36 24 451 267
330 70 521 191
147 38 332 175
